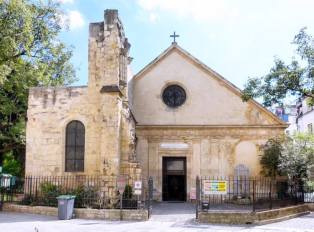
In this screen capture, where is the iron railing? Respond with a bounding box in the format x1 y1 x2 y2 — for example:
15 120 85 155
196 176 310 217
0 175 153 213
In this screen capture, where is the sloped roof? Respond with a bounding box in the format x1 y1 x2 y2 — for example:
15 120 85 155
133 43 287 126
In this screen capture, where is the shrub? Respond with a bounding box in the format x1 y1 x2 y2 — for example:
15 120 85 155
123 185 133 199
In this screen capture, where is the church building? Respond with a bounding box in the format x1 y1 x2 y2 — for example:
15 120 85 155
25 10 287 201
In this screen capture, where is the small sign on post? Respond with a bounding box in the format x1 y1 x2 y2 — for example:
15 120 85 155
134 181 142 209
134 181 142 189
134 181 142 195
117 175 127 194
117 175 127 220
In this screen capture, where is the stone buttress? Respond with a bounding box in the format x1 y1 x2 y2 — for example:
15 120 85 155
88 9 141 183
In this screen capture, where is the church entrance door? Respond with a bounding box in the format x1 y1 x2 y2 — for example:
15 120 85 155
162 157 186 201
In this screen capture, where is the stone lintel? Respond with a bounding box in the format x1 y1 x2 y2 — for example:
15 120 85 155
100 85 123 97
210 139 220 143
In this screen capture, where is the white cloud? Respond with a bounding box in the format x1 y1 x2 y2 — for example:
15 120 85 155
150 13 160 21
60 0 74 3
137 0 229 22
68 10 85 30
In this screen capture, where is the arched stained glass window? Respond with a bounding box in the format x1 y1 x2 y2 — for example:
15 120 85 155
65 121 85 172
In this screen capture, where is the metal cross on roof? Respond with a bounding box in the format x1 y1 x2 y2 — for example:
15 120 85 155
170 31 179 44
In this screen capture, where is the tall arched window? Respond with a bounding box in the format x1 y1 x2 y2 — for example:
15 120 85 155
65 120 85 172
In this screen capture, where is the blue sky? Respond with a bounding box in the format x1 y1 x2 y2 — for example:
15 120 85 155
59 0 314 103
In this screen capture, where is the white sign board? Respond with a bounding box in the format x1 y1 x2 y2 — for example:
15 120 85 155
134 181 142 189
204 180 227 194
161 143 188 149
134 189 142 195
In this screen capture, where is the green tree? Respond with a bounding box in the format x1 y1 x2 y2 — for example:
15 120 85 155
259 138 284 177
279 132 314 179
2 151 23 176
241 27 314 107
0 0 77 157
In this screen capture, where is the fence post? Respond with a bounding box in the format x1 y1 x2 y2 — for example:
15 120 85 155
196 176 200 220
269 181 272 210
252 180 255 212
1 186 4 211
35 177 38 202
147 177 153 219
300 179 304 205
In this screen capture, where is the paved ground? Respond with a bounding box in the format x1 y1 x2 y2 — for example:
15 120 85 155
1 202 314 232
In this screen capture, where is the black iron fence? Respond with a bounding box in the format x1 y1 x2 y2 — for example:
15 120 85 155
0 175 153 216
304 184 314 203
196 176 313 216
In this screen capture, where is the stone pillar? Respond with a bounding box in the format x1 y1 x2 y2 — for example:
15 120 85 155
100 92 122 176
148 140 159 200
200 139 210 176
210 139 220 175
137 139 149 178
192 139 201 177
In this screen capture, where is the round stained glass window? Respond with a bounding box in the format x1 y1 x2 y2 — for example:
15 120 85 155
162 85 186 107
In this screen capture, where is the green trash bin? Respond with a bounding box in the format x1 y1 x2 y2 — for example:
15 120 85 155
56 195 76 220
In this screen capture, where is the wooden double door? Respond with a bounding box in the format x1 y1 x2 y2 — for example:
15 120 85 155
162 157 187 201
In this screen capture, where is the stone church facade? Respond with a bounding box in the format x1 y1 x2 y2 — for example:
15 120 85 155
25 10 287 201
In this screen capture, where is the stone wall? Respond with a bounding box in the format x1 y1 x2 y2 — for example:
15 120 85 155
307 203 314 211
26 86 102 176
198 205 309 225
3 204 148 221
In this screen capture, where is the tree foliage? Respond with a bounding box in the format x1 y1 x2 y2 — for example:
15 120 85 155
1 151 23 176
259 133 314 179
0 0 77 155
259 138 284 177
279 132 314 179
241 27 314 107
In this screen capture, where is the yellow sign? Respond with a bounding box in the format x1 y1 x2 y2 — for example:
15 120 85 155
218 181 226 191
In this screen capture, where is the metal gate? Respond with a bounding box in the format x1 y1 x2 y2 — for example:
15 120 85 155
196 176 200 219
0 176 22 211
148 177 153 218
0 185 4 211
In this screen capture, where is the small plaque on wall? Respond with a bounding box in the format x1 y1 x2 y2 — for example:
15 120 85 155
134 190 142 195
190 188 196 199
161 143 188 149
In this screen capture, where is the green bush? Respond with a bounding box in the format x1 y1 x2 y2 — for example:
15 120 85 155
19 194 35 206
19 182 99 208
123 185 133 199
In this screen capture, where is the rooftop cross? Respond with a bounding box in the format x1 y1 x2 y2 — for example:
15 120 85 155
170 31 179 44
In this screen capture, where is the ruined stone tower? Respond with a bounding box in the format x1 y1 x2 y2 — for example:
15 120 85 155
88 9 137 177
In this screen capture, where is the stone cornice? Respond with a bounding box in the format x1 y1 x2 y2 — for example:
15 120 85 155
136 124 288 129
100 85 124 97
136 125 286 139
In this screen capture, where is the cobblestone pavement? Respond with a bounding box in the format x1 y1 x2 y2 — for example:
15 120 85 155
1 203 314 232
